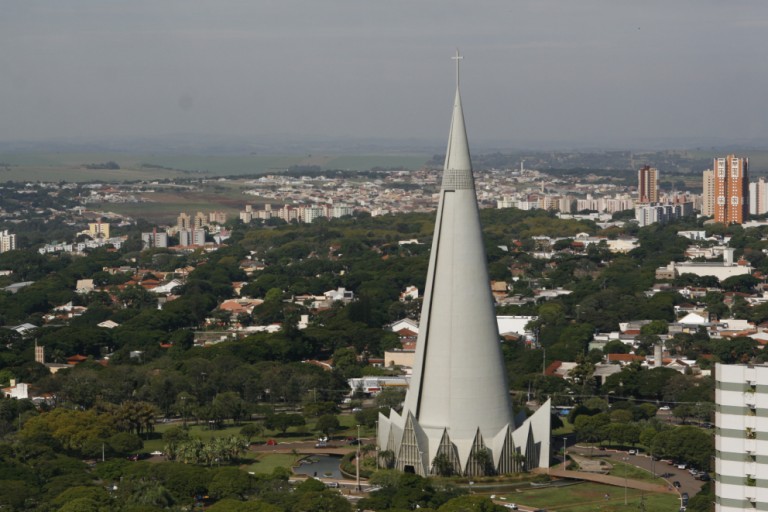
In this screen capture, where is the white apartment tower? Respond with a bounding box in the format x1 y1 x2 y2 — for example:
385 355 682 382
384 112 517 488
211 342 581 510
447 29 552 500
702 169 715 217
0 230 16 253
378 54 550 477
715 363 768 511
749 178 768 216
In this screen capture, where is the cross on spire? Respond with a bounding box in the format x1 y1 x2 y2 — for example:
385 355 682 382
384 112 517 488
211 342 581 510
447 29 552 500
451 49 463 89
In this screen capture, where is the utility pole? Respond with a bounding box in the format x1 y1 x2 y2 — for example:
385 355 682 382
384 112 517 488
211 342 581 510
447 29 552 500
356 424 361 492
624 457 629 505
563 437 567 469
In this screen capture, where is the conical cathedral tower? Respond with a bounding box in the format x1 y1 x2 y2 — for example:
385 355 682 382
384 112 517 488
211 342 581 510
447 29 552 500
377 53 550 477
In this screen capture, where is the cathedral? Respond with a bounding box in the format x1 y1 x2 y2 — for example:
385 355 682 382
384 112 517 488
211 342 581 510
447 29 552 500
377 54 551 477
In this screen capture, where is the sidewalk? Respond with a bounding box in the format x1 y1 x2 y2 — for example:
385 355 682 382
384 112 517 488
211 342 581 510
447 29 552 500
536 466 676 494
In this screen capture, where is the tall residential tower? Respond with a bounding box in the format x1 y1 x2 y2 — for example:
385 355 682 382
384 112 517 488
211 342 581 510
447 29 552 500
715 363 768 510
713 155 749 224
637 165 659 204
377 54 550 477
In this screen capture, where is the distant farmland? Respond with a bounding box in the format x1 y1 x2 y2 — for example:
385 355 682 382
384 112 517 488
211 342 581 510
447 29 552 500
0 152 431 182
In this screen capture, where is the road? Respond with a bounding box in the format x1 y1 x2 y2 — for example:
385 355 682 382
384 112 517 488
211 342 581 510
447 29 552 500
568 445 705 497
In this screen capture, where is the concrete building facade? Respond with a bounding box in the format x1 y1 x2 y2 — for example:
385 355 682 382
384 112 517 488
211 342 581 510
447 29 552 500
377 56 550 478
637 165 659 204
715 363 768 511
749 178 768 216
0 230 16 253
702 169 715 217
714 155 749 224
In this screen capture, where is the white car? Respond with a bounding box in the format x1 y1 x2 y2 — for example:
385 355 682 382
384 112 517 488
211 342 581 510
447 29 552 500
504 505 518 510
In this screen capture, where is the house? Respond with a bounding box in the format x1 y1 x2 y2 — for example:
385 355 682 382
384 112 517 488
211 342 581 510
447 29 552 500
490 281 509 301
400 285 419 302
606 354 645 365
324 287 354 302
150 279 184 295
217 298 264 318
75 279 95 294
390 318 419 334
97 320 120 329
496 316 536 338
2 380 30 399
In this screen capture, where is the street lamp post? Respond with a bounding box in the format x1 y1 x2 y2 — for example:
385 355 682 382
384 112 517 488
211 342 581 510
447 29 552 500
356 424 362 491
623 457 629 505
563 437 568 470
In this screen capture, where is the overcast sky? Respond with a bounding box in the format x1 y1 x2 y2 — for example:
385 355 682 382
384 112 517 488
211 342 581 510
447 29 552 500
2 1 768 149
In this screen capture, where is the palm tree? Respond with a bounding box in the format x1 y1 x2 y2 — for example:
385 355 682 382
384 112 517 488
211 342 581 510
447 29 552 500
472 448 494 476
431 453 454 476
378 449 395 469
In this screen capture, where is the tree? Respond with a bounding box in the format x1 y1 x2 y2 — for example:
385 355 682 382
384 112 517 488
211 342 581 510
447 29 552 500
293 491 353 512
431 453 455 476
375 388 406 411
264 413 305 434
239 422 264 443
471 447 494 476
315 414 340 436
208 467 255 500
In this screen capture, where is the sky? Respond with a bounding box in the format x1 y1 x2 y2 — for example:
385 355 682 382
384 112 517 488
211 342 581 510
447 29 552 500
2 1 768 150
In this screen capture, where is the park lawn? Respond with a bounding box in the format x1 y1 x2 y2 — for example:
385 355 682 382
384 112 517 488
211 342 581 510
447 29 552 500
553 417 575 436
504 481 679 511
607 460 666 484
246 453 300 474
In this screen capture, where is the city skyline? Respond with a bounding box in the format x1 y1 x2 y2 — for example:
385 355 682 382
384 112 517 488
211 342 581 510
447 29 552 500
3 1 768 150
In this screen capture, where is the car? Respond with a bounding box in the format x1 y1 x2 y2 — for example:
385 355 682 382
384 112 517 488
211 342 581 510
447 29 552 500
315 442 327 448
326 482 339 488
682 492 689 506
697 473 711 481
504 505 518 510
660 472 674 478
628 450 637 455
348 439 361 445
677 463 687 470
659 405 671 411
673 481 681 488
352 407 362 412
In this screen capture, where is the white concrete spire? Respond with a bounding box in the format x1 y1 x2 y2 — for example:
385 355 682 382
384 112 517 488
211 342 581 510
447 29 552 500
378 53 551 477
443 50 472 182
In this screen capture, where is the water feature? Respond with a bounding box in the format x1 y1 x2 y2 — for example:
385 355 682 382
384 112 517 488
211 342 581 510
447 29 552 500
293 454 343 480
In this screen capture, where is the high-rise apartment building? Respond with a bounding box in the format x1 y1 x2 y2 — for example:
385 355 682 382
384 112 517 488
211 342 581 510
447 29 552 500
141 230 169 249
715 363 768 511
177 212 191 230
714 155 749 224
702 169 715 217
88 222 110 239
749 178 768 216
0 230 16 253
637 165 659 204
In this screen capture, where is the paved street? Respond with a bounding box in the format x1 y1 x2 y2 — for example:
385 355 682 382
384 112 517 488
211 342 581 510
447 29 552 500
568 444 705 497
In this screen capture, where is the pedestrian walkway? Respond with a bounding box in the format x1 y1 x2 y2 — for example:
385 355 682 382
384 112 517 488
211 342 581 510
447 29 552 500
536 467 676 494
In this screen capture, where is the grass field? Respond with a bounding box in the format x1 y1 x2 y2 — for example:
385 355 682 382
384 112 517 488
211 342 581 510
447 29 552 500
498 481 679 511
607 460 663 484
0 152 430 182
246 453 300 474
